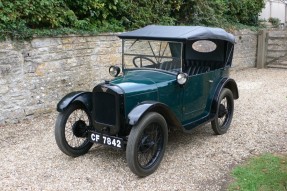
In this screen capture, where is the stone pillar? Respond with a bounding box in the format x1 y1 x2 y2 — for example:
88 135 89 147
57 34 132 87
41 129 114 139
257 29 268 69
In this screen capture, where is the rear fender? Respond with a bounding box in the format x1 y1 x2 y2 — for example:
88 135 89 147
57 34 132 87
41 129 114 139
211 78 239 113
57 91 93 113
128 101 182 130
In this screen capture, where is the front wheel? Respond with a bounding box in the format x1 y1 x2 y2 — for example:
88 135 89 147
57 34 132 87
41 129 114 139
55 103 93 157
126 112 168 177
211 88 234 135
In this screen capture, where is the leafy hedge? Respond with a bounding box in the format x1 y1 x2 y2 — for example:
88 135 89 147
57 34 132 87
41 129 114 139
0 0 265 39
172 0 265 26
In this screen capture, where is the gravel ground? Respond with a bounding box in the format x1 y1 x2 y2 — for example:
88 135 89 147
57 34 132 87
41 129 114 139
0 68 286 191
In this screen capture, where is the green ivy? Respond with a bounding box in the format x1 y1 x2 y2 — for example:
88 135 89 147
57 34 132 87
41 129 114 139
117 0 175 29
0 0 265 40
226 0 265 25
269 17 280 27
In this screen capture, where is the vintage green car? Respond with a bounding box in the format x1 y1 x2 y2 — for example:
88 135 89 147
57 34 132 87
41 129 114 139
55 25 239 177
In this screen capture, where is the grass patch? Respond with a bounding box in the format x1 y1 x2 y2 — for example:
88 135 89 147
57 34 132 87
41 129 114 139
229 154 287 191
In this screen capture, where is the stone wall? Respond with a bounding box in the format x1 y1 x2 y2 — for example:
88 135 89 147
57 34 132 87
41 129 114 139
233 30 258 69
0 31 258 125
0 34 122 124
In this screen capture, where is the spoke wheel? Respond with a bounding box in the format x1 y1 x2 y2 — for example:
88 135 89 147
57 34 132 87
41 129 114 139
211 88 234 135
55 103 93 157
126 112 168 177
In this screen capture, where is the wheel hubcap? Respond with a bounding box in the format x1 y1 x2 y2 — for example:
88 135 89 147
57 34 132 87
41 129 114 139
72 120 88 137
139 136 155 152
218 104 227 118
137 123 163 168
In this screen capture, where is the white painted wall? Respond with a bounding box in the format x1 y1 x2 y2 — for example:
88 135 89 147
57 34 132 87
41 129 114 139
260 1 271 20
259 0 287 23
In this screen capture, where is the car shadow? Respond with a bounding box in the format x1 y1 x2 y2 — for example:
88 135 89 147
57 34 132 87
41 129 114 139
166 124 215 151
169 123 215 141
81 124 219 178
87 124 216 164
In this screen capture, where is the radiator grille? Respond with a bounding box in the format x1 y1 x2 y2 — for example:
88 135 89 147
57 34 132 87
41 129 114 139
94 92 116 126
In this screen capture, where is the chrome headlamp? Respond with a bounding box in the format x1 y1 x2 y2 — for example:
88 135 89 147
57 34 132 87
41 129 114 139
176 72 188 85
109 66 121 77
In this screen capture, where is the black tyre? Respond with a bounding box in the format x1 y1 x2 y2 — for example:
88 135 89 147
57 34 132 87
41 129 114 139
126 112 168 177
211 88 234 135
55 103 93 157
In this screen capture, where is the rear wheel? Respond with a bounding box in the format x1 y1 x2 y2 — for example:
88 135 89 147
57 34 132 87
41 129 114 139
211 88 234 135
55 103 93 157
126 112 168 177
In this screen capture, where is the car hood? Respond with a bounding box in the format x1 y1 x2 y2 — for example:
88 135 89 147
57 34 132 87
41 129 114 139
111 70 176 95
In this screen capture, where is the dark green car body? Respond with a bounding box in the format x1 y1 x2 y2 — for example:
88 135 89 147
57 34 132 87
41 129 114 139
110 68 234 131
57 25 239 137
56 25 239 177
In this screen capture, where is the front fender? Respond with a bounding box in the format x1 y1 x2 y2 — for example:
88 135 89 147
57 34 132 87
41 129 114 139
128 101 182 129
57 91 93 112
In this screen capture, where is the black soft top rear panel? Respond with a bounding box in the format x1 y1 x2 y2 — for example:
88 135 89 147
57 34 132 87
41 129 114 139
118 25 235 44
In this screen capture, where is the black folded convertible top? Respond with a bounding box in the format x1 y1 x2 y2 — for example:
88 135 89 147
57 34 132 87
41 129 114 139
118 25 235 44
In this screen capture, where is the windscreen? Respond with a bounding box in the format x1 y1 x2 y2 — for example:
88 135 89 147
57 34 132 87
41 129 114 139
123 40 182 73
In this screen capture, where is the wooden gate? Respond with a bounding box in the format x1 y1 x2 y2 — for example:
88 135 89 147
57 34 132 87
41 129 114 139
257 29 287 69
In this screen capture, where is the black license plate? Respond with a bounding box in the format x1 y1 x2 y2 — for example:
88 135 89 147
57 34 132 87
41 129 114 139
89 132 123 149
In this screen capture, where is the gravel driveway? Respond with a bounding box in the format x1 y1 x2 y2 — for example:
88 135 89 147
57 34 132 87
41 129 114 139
0 68 286 191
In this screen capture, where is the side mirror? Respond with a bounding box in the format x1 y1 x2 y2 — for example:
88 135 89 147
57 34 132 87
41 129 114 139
109 66 121 77
176 72 188 85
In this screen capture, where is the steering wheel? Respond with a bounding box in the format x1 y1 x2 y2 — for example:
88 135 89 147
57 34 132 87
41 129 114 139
132 56 157 68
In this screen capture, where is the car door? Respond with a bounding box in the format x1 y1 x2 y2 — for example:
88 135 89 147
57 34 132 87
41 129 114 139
182 71 215 122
